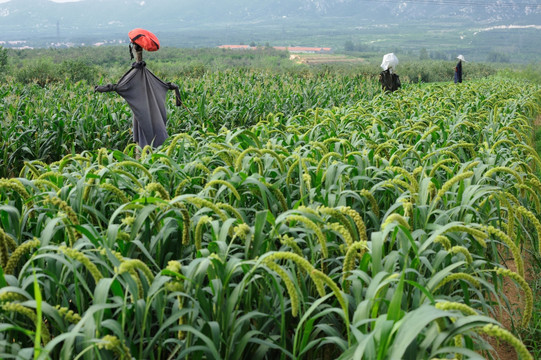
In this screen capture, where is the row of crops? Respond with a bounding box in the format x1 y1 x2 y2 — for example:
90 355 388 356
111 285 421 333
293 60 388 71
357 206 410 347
0 69 377 178
0 75 540 359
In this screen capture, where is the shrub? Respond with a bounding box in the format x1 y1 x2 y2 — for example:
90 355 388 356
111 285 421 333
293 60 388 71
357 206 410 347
499 64 541 85
398 60 497 83
0 46 7 71
0 46 8 81
15 58 61 86
60 59 99 83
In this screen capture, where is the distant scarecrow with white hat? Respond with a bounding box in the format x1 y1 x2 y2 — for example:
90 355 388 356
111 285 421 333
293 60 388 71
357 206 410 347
379 53 401 92
454 54 467 84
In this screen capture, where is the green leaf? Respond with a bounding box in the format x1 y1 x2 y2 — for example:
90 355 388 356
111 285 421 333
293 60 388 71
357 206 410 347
387 271 405 322
33 268 42 359
388 305 448 359
0 267 7 288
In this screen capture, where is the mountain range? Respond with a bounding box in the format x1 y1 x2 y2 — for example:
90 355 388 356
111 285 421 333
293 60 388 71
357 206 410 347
1 0 540 60
2 0 540 33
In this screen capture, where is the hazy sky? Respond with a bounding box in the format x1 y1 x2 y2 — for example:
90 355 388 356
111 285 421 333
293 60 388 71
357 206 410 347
0 0 84 2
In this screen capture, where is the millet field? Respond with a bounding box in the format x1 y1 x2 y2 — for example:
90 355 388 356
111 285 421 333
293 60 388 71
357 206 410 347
0 48 540 359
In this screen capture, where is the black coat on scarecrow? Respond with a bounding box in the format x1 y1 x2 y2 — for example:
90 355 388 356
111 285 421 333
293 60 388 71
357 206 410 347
379 53 401 92
95 29 181 148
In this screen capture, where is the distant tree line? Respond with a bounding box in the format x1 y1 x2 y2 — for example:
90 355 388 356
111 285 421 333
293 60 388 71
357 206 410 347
344 40 379 53
3 45 535 87
418 48 453 61
486 51 511 63
0 46 8 79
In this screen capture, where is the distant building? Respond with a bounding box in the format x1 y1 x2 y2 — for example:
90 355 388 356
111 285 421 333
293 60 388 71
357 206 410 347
218 45 332 53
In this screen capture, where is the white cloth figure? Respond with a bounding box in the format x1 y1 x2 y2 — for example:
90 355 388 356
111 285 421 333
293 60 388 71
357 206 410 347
380 53 399 74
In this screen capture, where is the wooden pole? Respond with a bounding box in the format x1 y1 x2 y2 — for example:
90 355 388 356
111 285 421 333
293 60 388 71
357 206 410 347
132 43 143 160
134 44 143 62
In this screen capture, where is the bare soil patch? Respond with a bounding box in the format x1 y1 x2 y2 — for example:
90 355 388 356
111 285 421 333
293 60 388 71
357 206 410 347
289 54 365 65
487 241 537 359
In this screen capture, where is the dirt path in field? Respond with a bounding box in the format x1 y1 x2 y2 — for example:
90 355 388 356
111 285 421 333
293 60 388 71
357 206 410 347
534 115 541 127
490 115 540 359
488 248 536 360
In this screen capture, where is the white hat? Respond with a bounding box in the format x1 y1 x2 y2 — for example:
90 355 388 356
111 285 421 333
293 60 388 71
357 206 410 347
457 55 467 62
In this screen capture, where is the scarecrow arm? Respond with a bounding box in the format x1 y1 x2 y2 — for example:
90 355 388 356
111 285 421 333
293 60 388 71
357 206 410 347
167 82 183 106
94 84 116 93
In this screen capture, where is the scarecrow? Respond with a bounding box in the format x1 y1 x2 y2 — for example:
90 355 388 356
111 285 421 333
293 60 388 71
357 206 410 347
379 53 401 92
454 54 466 84
95 28 182 148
